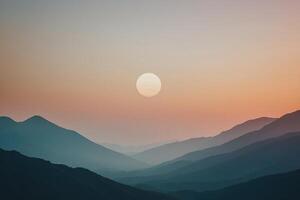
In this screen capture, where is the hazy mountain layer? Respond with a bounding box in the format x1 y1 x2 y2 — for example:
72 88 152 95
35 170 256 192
120 131 300 192
133 117 275 165
0 116 147 174
171 110 300 163
102 141 171 155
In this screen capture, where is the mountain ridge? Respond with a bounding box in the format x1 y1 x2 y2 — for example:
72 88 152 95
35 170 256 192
119 110 300 184
121 131 300 192
166 110 300 164
172 168 300 200
0 148 174 200
133 117 275 165
0 115 148 174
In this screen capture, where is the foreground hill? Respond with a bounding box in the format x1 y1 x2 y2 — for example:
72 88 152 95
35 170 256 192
173 169 300 200
0 148 174 200
119 132 300 192
0 116 146 173
134 117 275 165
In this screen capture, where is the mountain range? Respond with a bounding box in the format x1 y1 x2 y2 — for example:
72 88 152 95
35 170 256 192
1 109 300 199
133 117 275 165
120 131 300 192
172 110 300 163
117 110 300 192
0 116 147 174
0 148 173 200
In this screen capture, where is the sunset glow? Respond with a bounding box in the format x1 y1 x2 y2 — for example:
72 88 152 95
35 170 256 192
1 0 300 145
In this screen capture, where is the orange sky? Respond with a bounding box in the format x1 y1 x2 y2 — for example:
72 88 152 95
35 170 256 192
0 0 300 145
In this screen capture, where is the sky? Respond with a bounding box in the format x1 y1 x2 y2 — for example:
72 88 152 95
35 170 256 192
1 0 300 145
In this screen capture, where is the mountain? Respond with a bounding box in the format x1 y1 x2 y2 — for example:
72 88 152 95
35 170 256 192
0 148 174 200
170 110 300 163
122 132 300 192
173 169 300 200
0 116 147 174
133 117 275 165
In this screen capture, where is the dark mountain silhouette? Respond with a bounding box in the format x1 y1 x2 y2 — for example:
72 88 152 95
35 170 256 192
119 132 300 192
133 117 275 165
172 169 300 200
0 116 147 174
0 148 174 200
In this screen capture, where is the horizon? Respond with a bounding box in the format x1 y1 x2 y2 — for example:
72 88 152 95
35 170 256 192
1 0 300 145
0 109 296 146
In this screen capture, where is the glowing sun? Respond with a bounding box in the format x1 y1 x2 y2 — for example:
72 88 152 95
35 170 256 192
136 73 161 97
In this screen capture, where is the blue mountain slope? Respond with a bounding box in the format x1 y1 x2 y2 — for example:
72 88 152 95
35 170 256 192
0 116 147 174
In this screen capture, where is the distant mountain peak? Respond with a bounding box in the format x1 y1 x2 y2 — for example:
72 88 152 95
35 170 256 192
25 115 47 121
244 117 277 124
0 115 148 172
231 116 276 130
217 117 277 137
281 109 300 119
261 109 300 131
0 116 15 122
0 116 17 126
22 115 57 127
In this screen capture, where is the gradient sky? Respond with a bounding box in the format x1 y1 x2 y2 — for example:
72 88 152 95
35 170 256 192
1 0 300 145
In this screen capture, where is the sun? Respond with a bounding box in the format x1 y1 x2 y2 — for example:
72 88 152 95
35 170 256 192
136 73 161 97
